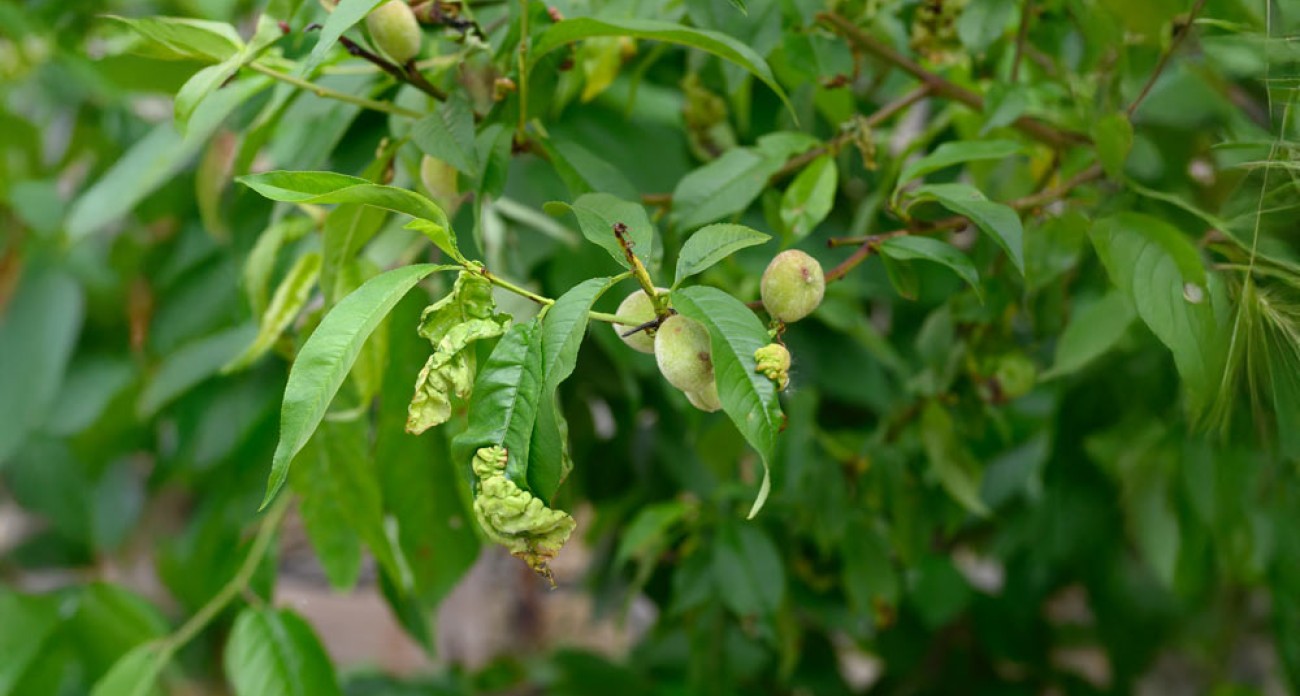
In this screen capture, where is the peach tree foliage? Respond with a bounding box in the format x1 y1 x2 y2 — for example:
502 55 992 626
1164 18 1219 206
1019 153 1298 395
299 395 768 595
0 0 1299 694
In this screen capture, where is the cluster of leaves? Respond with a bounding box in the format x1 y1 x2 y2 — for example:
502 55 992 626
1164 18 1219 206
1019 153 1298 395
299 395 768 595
1 0 1299 694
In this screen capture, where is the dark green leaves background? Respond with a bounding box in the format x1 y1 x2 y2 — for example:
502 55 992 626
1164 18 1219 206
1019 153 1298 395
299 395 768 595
2 0 1299 694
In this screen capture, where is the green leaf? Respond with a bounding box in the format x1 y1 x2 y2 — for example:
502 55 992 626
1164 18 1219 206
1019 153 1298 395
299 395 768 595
322 205 387 304
877 235 984 303
530 17 791 116
106 15 243 62
980 84 1029 135
896 139 1023 188
909 183 1025 276
671 286 782 517
224 252 322 372
66 76 270 242
842 515 899 613
290 426 364 591
614 501 689 567
237 171 460 261
674 223 770 286
411 96 479 176
0 264 82 467
955 0 1016 52
298 0 386 78
712 522 785 617
1092 111 1134 179
671 147 786 232
69 584 169 678
528 278 618 499
1043 290 1137 379
263 263 454 508
779 155 837 240
920 402 990 517
90 644 167 696
0 589 61 696
224 608 342 696
296 419 409 591
137 324 257 417
453 321 546 491
1091 213 1224 413
243 217 314 315
544 193 655 270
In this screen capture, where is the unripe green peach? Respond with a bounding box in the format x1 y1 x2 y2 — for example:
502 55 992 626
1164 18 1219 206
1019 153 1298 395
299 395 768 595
995 354 1037 401
612 288 664 354
685 382 722 413
420 154 460 217
654 315 715 394
760 249 825 323
366 1 422 65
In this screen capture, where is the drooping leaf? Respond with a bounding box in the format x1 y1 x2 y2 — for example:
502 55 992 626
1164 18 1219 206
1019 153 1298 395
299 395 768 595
712 522 785 617
298 0 386 78
0 264 83 467
544 193 655 270
1043 290 1137 379
106 15 243 62
67 76 270 242
1093 111 1135 179
530 17 792 115
411 95 480 176
896 139 1024 188
237 171 460 261
920 401 990 517
779 155 837 239
224 252 322 372
224 608 342 696
406 272 511 434
528 277 618 499
453 320 546 489
1092 213 1225 414
671 286 782 517
468 445 576 574
0 589 61 696
674 223 771 286
262 264 455 508
909 183 1025 276
877 235 984 303
90 644 167 696
136 324 257 417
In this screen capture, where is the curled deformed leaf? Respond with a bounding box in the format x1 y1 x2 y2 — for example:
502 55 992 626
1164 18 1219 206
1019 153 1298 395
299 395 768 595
406 272 511 434
470 445 576 575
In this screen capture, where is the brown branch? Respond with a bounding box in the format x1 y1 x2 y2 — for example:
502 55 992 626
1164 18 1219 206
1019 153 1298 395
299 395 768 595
337 36 446 101
816 11 1089 149
823 164 1104 282
1126 0 1209 118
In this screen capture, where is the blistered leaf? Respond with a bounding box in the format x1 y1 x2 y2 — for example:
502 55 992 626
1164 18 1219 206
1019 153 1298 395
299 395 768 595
406 272 511 434
470 445 575 574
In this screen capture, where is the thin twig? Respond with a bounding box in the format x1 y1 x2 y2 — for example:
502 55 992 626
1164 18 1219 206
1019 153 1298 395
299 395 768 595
823 164 1105 281
246 62 425 119
1126 0 1209 117
338 36 448 101
1010 0 1034 82
817 11 1089 149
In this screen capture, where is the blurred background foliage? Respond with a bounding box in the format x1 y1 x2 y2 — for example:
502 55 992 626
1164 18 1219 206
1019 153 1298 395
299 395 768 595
1 0 1299 694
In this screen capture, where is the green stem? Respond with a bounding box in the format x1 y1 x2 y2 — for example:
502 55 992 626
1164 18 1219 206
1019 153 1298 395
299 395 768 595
247 63 425 120
159 495 292 654
471 265 639 324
